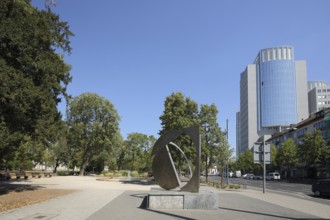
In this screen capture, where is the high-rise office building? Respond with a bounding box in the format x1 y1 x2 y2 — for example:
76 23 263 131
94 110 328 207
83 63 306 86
237 46 309 155
236 111 241 157
308 81 330 114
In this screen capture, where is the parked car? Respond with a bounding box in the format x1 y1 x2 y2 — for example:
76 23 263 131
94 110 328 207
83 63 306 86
312 179 330 197
266 172 280 180
234 171 241 178
253 175 263 180
244 174 255 179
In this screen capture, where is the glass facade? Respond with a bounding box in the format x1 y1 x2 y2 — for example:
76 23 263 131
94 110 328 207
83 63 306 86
256 47 298 128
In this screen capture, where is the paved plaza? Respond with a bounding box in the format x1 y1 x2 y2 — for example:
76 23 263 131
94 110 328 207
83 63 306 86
0 176 329 220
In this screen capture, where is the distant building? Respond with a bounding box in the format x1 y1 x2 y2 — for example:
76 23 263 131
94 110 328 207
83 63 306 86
237 46 309 155
308 81 330 114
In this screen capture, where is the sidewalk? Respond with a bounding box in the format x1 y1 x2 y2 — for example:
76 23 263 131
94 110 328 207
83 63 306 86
0 176 329 220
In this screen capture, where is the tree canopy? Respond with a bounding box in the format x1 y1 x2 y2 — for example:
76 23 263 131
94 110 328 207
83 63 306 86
298 129 326 167
66 93 120 176
158 92 232 183
0 0 73 166
276 138 298 177
199 104 226 181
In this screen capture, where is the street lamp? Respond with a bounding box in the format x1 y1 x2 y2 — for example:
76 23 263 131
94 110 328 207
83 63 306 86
254 135 270 194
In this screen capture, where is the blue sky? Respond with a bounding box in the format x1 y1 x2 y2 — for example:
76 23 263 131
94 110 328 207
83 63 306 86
33 0 330 154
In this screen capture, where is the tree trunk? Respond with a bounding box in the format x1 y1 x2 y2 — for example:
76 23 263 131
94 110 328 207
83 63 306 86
220 165 225 187
79 152 91 176
53 160 60 173
205 154 208 182
79 159 89 176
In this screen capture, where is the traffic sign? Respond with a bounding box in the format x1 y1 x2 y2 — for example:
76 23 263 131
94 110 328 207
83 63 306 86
253 143 271 164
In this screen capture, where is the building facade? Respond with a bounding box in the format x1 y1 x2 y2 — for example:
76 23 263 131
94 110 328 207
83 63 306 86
237 46 309 155
268 108 330 148
267 107 330 178
308 81 330 114
236 112 241 157
238 65 259 155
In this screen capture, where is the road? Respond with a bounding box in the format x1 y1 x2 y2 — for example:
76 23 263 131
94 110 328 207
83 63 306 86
208 176 330 206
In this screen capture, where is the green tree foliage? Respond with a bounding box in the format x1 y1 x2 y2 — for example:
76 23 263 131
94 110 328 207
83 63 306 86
159 92 199 132
267 144 278 171
0 0 73 163
236 150 255 174
122 133 156 172
298 130 326 168
271 144 278 167
159 92 199 171
276 138 298 178
66 93 120 176
216 132 232 186
199 104 226 182
158 92 233 184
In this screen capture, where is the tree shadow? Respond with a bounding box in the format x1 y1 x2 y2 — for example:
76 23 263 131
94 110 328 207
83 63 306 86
120 179 156 186
0 183 43 195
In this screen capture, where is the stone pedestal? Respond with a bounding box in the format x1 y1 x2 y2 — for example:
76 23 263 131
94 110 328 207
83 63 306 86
147 187 218 210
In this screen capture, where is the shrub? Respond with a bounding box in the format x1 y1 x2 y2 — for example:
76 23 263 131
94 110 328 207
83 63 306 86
121 171 128 177
131 171 139 177
57 171 70 176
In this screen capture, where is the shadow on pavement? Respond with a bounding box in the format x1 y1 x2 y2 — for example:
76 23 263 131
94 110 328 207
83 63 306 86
0 183 43 195
219 207 318 220
120 179 156 186
308 194 330 200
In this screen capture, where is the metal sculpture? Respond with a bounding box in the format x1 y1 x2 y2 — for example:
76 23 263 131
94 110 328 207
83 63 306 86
151 125 200 193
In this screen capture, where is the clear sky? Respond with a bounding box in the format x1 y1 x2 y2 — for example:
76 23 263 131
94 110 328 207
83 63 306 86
32 0 330 154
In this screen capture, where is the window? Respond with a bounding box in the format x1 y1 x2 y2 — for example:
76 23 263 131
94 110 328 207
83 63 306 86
273 49 277 60
327 89 330 92
314 121 325 130
287 48 292 60
323 89 327 92
283 48 287 59
318 89 321 93
262 51 266 62
277 48 282 59
268 49 272 61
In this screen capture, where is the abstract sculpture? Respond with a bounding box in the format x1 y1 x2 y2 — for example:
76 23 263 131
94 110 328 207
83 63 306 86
151 125 201 193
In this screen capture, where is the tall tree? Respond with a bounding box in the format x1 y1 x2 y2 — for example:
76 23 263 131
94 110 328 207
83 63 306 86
0 0 73 163
298 130 326 167
159 92 199 173
199 104 222 182
276 138 298 178
216 131 232 186
298 130 326 177
269 144 278 171
237 150 254 174
159 92 199 133
66 93 120 176
124 133 156 172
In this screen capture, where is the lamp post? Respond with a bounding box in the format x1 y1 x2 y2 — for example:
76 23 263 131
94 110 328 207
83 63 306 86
263 137 266 194
226 119 229 185
255 135 269 194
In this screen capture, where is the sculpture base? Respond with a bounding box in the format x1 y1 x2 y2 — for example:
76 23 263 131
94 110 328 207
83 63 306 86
147 187 218 210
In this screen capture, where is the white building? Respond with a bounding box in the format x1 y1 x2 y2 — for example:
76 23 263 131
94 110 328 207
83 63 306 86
237 47 309 155
308 81 330 114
